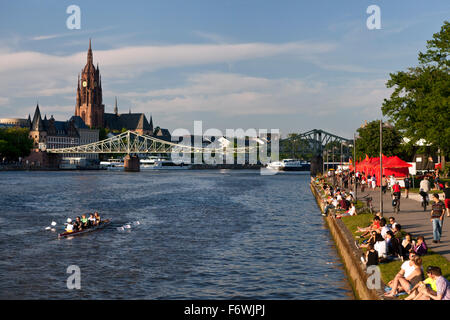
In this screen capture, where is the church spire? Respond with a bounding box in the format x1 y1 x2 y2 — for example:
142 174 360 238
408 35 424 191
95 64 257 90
114 97 118 115
149 114 153 132
31 103 44 131
87 38 93 64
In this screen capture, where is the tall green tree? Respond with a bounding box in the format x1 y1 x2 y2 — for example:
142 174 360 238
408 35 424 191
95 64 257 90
0 127 34 160
354 120 402 160
382 21 450 167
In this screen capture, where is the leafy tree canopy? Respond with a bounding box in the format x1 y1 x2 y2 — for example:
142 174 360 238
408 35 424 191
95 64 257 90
382 21 450 162
355 120 402 160
0 127 34 160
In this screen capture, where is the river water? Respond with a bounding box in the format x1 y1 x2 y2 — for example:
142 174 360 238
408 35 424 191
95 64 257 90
0 170 352 299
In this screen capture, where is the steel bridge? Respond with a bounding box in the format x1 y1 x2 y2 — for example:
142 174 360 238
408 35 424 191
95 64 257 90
281 129 353 175
46 130 255 154
297 129 352 156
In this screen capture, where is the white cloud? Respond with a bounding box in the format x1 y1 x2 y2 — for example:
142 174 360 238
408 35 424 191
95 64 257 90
0 41 391 136
120 72 391 119
0 40 335 101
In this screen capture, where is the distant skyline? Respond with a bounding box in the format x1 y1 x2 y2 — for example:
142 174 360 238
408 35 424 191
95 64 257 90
0 0 449 138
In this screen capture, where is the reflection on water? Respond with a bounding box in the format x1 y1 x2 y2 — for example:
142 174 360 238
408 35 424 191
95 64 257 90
0 170 352 299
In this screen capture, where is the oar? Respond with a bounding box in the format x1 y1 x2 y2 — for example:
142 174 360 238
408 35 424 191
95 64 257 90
45 221 57 231
116 220 140 231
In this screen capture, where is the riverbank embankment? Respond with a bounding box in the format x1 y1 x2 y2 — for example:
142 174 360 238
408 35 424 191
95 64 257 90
310 179 383 300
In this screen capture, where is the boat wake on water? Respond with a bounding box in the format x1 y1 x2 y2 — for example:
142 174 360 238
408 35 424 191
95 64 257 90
116 221 141 232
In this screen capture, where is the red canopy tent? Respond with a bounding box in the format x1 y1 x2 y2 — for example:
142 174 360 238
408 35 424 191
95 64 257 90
372 156 412 186
351 155 411 186
381 156 412 177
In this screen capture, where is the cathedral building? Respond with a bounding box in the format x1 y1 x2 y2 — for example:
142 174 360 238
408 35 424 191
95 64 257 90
75 40 166 138
75 39 104 128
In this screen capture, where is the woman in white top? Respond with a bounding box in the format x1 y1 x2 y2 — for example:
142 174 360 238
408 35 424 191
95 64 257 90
385 254 423 297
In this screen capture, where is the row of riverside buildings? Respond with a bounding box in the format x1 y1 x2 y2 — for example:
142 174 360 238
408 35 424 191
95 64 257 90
0 40 171 167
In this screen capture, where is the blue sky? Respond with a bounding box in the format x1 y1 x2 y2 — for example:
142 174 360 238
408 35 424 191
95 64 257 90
0 0 449 138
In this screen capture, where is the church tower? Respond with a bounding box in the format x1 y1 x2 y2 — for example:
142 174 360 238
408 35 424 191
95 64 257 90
75 39 104 128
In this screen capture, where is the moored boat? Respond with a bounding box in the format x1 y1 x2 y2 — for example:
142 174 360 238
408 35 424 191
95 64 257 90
58 219 111 239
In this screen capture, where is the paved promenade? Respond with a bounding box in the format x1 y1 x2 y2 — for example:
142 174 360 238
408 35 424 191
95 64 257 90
356 187 450 261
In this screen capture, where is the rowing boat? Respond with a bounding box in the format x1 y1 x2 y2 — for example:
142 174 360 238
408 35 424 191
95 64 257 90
58 219 111 239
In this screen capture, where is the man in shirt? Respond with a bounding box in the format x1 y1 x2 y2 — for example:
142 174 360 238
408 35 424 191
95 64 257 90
430 193 446 243
420 176 431 193
424 266 450 300
392 182 402 211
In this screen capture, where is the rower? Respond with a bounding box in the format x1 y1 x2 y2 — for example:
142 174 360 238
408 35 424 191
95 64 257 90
74 216 83 230
94 211 101 225
81 214 89 228
88 213 96 226
65 218 74 233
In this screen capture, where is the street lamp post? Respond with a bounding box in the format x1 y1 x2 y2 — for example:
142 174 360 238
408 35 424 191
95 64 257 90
380 119 383 216
354 133 357 200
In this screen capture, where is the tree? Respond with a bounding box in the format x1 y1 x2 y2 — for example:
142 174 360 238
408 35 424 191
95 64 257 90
0 127 34 161
382 21 450 167
354 120 402 160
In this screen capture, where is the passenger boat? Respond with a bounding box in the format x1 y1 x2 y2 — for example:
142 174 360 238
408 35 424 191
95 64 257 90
140 158 191 170
266 159 310 171
58 219 111 239
99 158 124 170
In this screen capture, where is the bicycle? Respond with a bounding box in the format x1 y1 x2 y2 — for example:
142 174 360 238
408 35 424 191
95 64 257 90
392 192 401 214
361 194 374 214
419 190 429 211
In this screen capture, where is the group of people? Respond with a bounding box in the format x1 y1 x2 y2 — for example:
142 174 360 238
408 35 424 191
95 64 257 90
64 212 101 233
358 214 425 263
321 183 356 218
384 252 450 300
319 168 450 300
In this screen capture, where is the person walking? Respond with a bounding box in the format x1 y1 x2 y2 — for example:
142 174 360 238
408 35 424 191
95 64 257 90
404 174 411 199
430 193 446 243
382 175 388 194
443 182 450 217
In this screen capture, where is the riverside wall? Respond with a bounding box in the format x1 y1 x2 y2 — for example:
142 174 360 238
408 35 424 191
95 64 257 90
310 181 382 300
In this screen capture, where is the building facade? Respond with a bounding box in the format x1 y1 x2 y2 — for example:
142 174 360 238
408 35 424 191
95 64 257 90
28 104 99 159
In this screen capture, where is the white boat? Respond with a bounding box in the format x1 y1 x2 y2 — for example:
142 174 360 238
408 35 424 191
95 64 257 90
100 158 124 170
266 159 310 171
140 158 191 170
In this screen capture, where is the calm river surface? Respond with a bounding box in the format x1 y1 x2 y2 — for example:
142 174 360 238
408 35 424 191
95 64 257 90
0 170 352 299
